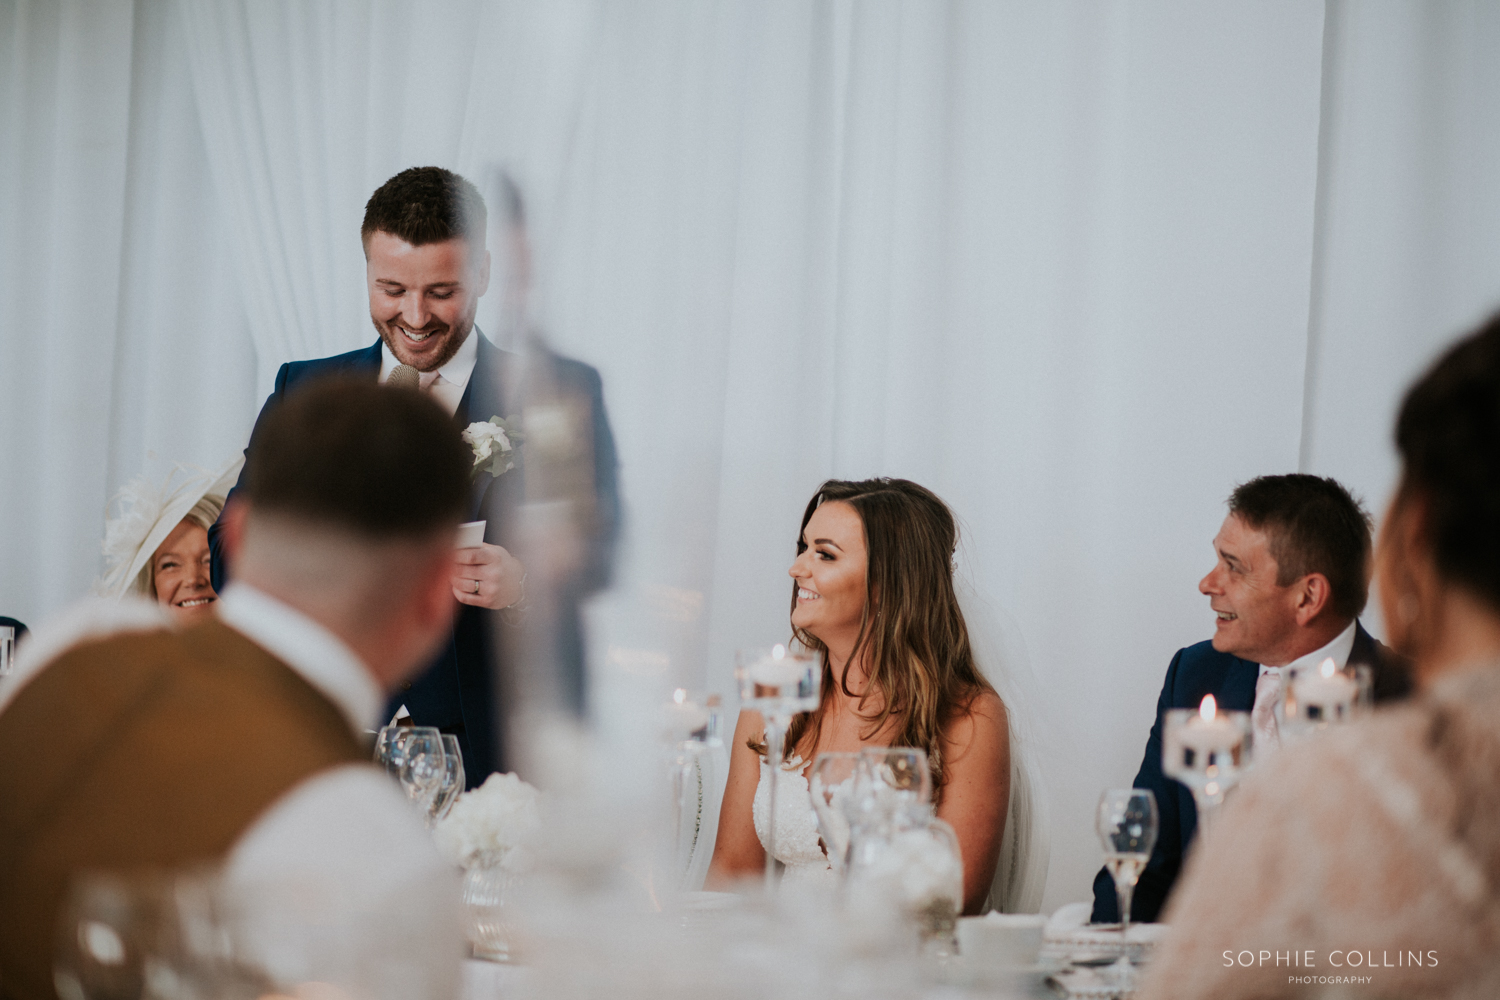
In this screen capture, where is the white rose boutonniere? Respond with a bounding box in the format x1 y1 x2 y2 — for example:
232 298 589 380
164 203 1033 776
462 415 525 478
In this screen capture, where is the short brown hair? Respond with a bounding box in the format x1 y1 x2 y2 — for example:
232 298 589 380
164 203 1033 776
244 379 470 539
361 166 486 252
1228 474 1372 620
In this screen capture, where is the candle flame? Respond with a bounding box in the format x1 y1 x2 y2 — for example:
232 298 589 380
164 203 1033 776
1200 693 1217 722
673 687 687 704
1320 657 1336 679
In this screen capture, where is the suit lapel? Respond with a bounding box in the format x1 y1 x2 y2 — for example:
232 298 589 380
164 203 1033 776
460 333 517 523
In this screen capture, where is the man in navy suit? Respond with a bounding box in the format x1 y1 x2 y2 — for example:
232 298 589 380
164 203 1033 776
1091 474 1410 925
210 167 619 786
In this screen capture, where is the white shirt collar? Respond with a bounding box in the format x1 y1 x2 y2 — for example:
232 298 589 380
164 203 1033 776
378 327 481 404
1258 619 1359 677
216 583 382 734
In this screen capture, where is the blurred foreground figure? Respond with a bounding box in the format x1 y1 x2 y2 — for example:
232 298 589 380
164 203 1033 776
0 381 468 1000
210 166 619 784
1093 473 1410 924
1142 317 1500 999
484 170 620 732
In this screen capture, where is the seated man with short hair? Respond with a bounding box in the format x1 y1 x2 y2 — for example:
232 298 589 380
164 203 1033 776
0 379 473 1000
1091 474 1412 925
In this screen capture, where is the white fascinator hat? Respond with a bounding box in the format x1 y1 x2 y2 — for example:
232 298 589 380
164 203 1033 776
97 457 245 600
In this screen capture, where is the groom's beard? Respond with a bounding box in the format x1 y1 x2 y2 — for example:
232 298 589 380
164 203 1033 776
373 308 475 373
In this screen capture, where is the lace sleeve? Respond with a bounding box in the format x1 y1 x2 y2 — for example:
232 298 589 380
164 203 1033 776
1139 706 1490 1000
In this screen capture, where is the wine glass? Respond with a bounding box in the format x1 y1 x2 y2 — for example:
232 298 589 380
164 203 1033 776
55 872 157 1000
429 734 465 823
735 644 821 888
808 752 860 873
859 746 933 823
398 730 445 814
1096 789 1157 935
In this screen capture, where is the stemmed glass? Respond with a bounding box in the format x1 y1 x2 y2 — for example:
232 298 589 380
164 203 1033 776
1096 788 1157 935
397 729 446 816
54 872 159 1000
808 752 860 873
429 734 465 823
735 644 821 889
860 747 933 822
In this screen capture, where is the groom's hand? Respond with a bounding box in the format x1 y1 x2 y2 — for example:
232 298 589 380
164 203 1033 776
453 543 525 609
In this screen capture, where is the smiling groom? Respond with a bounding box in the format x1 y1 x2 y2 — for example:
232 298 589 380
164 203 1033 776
210 167 615 785
1090 474 1412 925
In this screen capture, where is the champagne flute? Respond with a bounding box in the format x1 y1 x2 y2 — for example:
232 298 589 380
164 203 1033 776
808 752 860 873
1096 788 1157 936
735 644 821 889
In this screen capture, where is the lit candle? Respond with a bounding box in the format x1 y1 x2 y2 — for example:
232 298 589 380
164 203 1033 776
1174 695 1243 754
1289 658 1356 724
662 688 711 739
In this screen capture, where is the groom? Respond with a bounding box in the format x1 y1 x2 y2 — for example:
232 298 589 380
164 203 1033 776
1091 474 1411 925
211 166 617 785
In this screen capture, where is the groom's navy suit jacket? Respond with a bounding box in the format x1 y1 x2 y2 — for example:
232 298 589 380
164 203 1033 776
209 334 619 787
1090 621 1411 925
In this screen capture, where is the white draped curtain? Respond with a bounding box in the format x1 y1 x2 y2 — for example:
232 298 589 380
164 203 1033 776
6 0 1500 911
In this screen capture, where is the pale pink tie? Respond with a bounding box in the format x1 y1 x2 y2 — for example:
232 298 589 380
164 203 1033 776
1252 668 1283 753
418 370 439 391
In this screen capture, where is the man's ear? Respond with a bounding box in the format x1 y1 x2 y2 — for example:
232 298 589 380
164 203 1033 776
1293 572 1332 626
220 498 248 563
414 545 461 634
475 247 492 298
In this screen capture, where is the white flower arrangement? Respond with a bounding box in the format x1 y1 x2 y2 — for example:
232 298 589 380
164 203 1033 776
433 771 541 870
461 415 524 479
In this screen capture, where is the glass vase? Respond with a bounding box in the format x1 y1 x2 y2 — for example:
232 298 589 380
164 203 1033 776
461 853 518 962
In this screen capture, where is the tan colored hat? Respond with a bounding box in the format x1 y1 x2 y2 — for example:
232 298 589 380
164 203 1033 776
97 457 244 599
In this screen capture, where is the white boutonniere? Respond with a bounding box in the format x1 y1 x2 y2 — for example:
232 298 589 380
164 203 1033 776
462 415 525 478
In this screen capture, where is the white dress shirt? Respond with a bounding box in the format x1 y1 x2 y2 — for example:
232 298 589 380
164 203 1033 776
378 327 479 417
215 584 462 998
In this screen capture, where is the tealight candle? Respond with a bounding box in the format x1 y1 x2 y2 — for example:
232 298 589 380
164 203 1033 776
662 688 711 740
1289 658 1356 724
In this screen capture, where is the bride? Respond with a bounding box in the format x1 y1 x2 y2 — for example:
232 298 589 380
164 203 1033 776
707 478 1010 914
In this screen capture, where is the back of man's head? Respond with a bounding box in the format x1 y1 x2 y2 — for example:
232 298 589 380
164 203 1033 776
244 377 469 537
1228 474 1372 620
361 166 486 252
233 380 470 679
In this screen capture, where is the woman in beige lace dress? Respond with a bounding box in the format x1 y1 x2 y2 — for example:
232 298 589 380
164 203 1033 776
1142 319 1500 999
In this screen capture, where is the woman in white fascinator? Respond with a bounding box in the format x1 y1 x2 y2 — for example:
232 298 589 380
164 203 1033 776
98 459 243 623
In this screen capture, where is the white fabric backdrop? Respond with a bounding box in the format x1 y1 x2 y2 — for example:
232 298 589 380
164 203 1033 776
6 0 1500 913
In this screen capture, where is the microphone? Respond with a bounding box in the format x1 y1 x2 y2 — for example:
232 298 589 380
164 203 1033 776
387 363 421 390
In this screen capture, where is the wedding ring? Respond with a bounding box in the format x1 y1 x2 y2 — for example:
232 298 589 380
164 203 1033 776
471 579 480 595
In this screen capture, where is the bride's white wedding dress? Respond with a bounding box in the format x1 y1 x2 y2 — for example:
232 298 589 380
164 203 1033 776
752 755 837 888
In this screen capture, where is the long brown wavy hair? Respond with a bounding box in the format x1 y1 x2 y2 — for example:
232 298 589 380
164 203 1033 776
756 478 997 799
